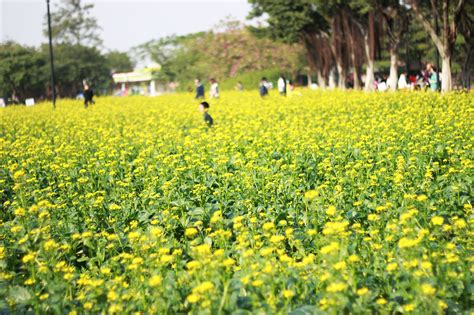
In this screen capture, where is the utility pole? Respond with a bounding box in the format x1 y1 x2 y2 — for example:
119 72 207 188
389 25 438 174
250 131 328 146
46 0 56 108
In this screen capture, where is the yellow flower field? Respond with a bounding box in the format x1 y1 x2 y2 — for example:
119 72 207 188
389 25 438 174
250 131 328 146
0 90 473 313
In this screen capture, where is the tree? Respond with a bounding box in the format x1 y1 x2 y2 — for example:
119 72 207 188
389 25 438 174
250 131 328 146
131 33 207 83
41 44 110 97
408 0 466 91
349 0 380 91
0 42 46 102
458 2 473 89
133 20 306 87
248 0 332 87
105 51 135 74
379 0 409 91
44 0 102 47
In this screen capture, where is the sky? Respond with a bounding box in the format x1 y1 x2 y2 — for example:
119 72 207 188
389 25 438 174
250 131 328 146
0 0 254 52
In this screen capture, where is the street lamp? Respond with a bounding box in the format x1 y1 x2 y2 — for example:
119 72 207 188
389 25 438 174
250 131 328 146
46 0 56 108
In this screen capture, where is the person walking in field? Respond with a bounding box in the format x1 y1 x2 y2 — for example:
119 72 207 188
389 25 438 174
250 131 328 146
259 77 269 97
278 75 287 96
195 79 205 99
398 71 409 90
199 101 213 127
427 64 440 91
209 78 219 98
83 80 95 108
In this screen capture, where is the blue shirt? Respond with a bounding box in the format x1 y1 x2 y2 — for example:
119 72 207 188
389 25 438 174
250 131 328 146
196 84 204 99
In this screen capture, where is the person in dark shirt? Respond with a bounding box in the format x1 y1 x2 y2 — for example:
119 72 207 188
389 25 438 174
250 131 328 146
195 79 205 99
259 77 269 97
199 101 213 127
83 80 95 108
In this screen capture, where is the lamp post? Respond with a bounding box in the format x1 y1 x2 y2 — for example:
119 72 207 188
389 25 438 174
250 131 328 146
46 0 56 108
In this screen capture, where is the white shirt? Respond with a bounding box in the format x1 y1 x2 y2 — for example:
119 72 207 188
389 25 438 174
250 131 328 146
210 82 219 98
398 74 408 89
277 78 286 92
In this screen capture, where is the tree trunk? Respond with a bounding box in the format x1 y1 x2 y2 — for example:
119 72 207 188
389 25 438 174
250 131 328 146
352 61 361 89
441 54 452 91
461 45 472 89
388 44 399 91
336 62 347 89
329 67 337 89
307 74 312 86
317 69 326 88
364 38 375 91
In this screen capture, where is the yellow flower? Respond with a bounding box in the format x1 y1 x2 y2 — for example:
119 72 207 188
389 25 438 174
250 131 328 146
376 298 387 305
320 242 339 255
386 262 398 272
109 203 121 211
416 194 428 202
357 287 369 296
438 300 448 310
149 275 162 287
304 190 318 200
431 216 444 225
368 214 378 221
326 282 347 293
39 293 49 301
333 261 346 270
262 222 275 231
453 219 466 229
421 283 436 295
187 293 200 303
185 227 198 238
403 303 415 312
14 207 26 217
326 205 336 216
10 226 21 233
283 290 295 298
107 290 118 301
194 281 214 293
22 253 35 264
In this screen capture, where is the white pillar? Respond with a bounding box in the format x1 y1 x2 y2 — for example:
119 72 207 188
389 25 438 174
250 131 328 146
150 80 156 96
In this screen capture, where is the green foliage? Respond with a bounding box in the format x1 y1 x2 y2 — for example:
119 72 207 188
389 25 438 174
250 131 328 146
248 0 327 43
105 51 135 74
0 42 46 101
134 20 306 87
218 68 282 91
44 0 102 47
40 44 110 97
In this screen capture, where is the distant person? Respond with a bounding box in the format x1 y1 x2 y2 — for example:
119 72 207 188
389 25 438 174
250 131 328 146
422 63 431 88
259 77 269 97
199 101 213 127
235 81 244 91
377 76 388 92
83 80 94 108
398 71 409 89
427 64 439 91
278 75 287 96
209 78 219 98
195 79 205 99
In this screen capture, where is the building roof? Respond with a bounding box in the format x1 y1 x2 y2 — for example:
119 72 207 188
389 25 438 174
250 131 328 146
112 66 161 83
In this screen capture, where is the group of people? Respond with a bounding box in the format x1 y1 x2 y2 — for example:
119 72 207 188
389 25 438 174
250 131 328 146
196 75 297 128
195 78 220 99
375 63 440 92
260 75 295 97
